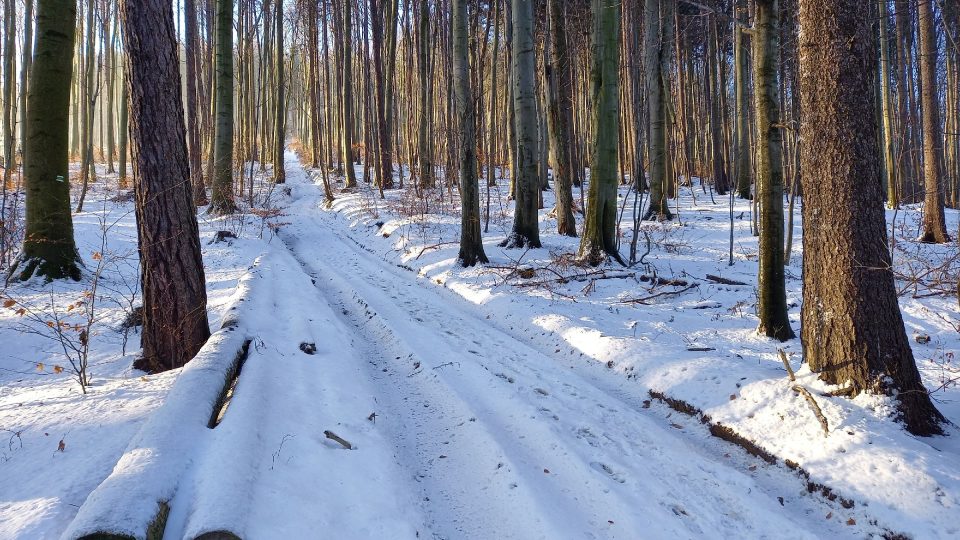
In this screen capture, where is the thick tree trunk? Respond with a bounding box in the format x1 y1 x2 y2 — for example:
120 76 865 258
754 0 794 341
917 0 949 243
453 0 487 266
578 0 622 265
209 0 236 214
121 0 211 373
798 0 944 436
546 0 576 237
16 0 81 282
500 0 540 248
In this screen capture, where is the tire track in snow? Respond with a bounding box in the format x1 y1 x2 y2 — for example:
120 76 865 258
278 154 875 540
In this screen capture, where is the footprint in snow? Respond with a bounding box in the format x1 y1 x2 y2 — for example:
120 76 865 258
590 461 626 484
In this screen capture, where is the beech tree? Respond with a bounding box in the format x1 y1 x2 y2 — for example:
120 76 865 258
754 0 793 341
16 0 81 281
452 0 487 267
798 0 944 436
209 0 237 215
121 0 211 372
579 0 623 265
501 0 540 248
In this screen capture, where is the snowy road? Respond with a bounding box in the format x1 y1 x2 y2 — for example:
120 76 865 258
248 154 877 540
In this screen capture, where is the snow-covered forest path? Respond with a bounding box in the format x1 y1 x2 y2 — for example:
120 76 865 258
241 152 875 539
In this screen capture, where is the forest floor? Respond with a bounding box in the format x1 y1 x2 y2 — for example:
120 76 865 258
1 151 959 539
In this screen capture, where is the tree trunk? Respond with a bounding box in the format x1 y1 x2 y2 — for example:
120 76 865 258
273 0 286 183
15 0 81 282
643 0 672 220
185 0 208 205
118 70 129 187
798 0 945 436
17 0 33 169
209 0 236 214
878 0 897 208
121 0 211 373
754 0 794 341
917 0 949 243
500 0 540 248
734 0 751 199
341 0 358 188
546 0 576 237
453 0 487 266
578 0 622 265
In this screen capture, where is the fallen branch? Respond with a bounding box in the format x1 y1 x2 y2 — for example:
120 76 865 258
705 274 748 286
324 430 353 450
778 349 795 382
792 386 829 436
617 284 699 305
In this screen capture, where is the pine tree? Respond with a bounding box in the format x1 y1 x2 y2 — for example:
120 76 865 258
121 0 211 372
798 0 944 436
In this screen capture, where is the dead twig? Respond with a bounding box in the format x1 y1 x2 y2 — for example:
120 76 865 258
323 430 353 450
617 284 699 305
705 274 748 286
779 349 795 381
792 386 829 436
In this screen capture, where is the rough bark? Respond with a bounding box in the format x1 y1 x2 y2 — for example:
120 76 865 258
15 0 81 282
798 0 945 436
754 0 793 341
453 0 487 267
121 0 211 373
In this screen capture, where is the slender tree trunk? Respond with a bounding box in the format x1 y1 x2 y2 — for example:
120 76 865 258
118 70 128 186
754 0 794 341
643 0 672 220
734 0 751 199
2 0 15 190
185 0 209 205
209 0 236 214
16 0 81 281
798 0 944 436
501 0 540 248
18 0 33 166
879 0 897 208
341 0 358 188
121 0 211 373
546 0 576 237
453 0 487 266
578 0 622 265
917 0 949 243
273 0 286 183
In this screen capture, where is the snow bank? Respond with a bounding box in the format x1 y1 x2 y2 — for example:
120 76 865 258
61 257 264 540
